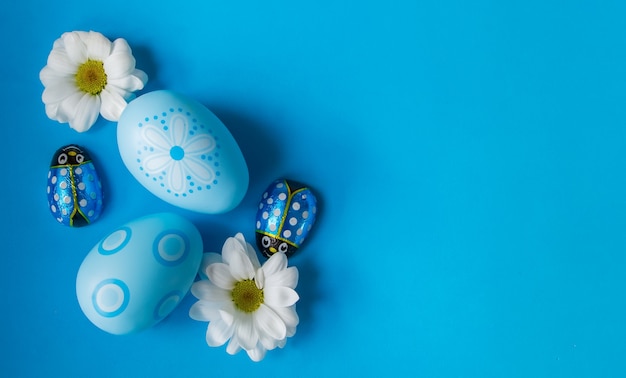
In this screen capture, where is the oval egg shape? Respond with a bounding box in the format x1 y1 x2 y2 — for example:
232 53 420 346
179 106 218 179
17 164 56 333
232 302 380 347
47 144 103 227
76 212 203 335
255 179 318 258
117 90 249 214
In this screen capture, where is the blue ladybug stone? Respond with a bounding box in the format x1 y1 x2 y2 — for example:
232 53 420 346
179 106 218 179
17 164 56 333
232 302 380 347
255 179 318 258
47 144 103 227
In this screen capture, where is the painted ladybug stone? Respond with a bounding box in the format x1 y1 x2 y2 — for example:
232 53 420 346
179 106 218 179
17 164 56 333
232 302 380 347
255 179 318 258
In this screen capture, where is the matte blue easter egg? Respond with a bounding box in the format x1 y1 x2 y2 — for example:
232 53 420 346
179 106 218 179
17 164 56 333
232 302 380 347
117 90 249 214
76 213 203 335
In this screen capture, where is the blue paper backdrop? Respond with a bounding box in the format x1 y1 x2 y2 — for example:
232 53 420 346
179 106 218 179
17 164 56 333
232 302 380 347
2 1 626 377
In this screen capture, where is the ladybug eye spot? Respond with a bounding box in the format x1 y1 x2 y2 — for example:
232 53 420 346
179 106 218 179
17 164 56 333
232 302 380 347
57 153 68 165
278 243 289 253
262 236 271 248
76 154 84 163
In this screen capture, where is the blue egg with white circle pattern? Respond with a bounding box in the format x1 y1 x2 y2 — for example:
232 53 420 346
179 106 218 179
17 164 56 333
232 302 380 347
117 90 249 214
255 179 318 258
76 213 203 335
47 144 103 227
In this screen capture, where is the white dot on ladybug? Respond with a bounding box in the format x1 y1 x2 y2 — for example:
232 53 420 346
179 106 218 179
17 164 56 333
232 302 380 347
262 211 269 220
302 194 307 200
51 176 58 185
278 193 287 201
263 192 268 199
47 186 50 194
267 198 274 204
64 196 71 204
292 202 300 211
302 211 309 219
296 228 303 236
258 202 263 209
256 221 261 229
79 199 87 207
273 208 281 216
313 206 317 214
78 182 86 190
269 223 277 231
88 210 95 217
54 193 60 201
47 171 51 179
50 205 56 213
60 168 67 176
283 230 291 238
60 181 67 190
289 217 298 226
276 182 284 188
75 167 83 175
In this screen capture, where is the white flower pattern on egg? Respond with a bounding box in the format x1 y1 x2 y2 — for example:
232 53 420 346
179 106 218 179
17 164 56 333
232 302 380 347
136 112 220 196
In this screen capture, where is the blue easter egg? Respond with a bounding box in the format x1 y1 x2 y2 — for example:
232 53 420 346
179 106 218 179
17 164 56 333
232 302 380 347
255 179 318 258
76 213 203 335
117 90 249 214
46 144 103 227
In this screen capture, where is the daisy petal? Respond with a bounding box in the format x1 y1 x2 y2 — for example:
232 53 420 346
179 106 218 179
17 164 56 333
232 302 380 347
60 32 87 64
224 246 256 281
226 337 241 355
254 304 287 341
99 88 128 121
272 305 300 329
245 241 262 271
68 94 100 132
108 69 147 93
265 266 299 289
84 31 113 60
45 102 65 122
255 267 265 289
259 329 280 350
42 78 79 106
246 345 267 362
39 65 72 86
190 280 231 302
189 300 220 321
207 262 236 290
206 318 234 347
262 251 288 277
199 252 222 279
235 313 258 351
47 49 80 75
104 50 136 79
264 286 299 308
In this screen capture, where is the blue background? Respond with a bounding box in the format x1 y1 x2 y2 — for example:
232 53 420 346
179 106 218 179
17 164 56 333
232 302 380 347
1 0 625 377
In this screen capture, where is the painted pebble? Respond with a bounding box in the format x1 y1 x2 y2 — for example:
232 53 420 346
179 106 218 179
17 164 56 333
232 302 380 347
255 179 318 258
46 144 103 227
76 213 203 335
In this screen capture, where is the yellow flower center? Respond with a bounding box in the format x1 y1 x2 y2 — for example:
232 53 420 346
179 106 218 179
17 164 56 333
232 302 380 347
75 60 107 95
231 279 264 313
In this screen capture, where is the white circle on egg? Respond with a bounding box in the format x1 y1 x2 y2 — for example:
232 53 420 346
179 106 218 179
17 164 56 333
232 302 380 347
153 230 189 266
154 291 183 320
92 279 130 317
99 227 132 255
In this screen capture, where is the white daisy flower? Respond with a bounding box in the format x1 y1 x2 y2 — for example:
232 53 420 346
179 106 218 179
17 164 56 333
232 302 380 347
190 233 300 362
39 31 148 132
